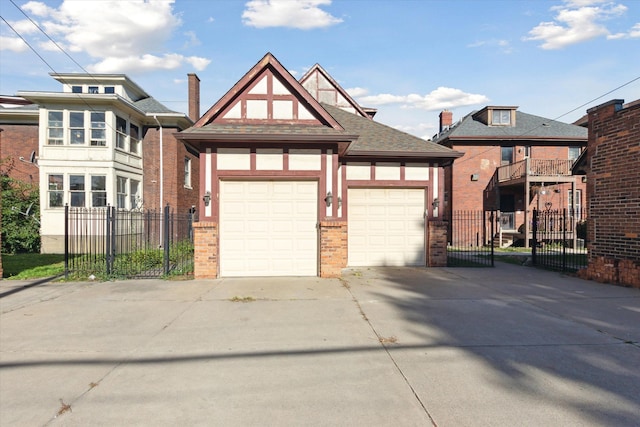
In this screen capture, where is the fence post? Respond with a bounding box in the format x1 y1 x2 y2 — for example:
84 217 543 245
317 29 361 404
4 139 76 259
164 204 170 276
490 211 495 267
64 204 69 279
532 209 538 266
562 208 567 272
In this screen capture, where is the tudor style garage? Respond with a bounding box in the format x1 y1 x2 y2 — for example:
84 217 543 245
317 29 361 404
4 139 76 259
178 53 461 278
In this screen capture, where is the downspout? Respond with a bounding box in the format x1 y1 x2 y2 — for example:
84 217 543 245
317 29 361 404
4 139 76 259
153 116 164 212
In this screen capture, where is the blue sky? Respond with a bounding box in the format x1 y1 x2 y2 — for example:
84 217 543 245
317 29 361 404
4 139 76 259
1 0 639 139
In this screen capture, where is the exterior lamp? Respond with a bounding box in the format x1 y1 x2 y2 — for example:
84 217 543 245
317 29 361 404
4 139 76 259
202 191 211 206
432 198 440 209
324 191 333 207
544 201 552 211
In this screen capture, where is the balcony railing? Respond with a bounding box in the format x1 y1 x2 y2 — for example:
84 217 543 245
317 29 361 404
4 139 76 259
497 158 573 182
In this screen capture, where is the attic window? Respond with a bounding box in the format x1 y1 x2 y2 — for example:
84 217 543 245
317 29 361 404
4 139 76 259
491 109 511 125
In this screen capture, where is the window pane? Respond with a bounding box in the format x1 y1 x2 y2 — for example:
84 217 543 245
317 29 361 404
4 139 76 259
91 112 105 127
70 192 85 207
500 110 510 124
48 111 63 127
88 86 99 94
130 124 139 140
71 86 82 93
501 147 513 164
104 86 115 94
116 116 126 133
69 175 85 191
70 112 84 127
48 175 64 208
130 180 140 208
49 174 63 190
70 129 85 144
92 192 107 207
91 175 106 190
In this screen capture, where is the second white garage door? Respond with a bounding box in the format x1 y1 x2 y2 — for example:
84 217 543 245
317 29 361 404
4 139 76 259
219 181 318 277
348 188 425 266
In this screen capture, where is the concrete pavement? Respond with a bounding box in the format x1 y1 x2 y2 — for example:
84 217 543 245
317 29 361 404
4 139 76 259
1 264 639 426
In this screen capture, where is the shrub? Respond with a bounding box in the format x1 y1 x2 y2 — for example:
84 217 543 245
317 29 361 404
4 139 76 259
1 174 40 253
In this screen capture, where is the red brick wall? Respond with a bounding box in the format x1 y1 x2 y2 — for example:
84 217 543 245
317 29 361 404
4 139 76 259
0 124 39 184
142 127 199 215
427 220 448 266
193 221 218 279
319 220 347 277
582 99 640 288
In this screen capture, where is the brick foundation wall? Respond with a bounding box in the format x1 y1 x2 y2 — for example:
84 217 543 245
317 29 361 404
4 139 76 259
193 222 218 279
319 220 347 278
427 220 448 267
582 99 640 288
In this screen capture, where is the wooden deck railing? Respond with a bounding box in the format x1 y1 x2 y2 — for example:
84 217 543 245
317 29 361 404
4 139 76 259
497 159 573 182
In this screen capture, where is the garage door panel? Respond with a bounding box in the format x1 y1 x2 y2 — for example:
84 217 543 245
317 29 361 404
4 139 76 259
220 181 318 276
348 188 425 267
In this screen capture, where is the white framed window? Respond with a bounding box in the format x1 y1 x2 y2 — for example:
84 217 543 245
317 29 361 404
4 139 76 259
569 190 582 217
117 176 127 209
104 86 115 94
130 179 141 209
88 86 99 94
116 116 127 150
69 175 86 207
569 147 581 161
492 109 511 125
69 111 85 145
91 175 107 207
71 86 82 93
129 123 140 155
184 157 191 188
48 174 64 207
90 112 106 146
47 111 64 145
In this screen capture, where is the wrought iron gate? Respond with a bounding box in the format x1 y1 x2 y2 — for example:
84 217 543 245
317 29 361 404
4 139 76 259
446 210 495 267
532 208 588 272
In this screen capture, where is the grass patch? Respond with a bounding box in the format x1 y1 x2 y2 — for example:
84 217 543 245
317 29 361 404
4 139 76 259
2 253 65 279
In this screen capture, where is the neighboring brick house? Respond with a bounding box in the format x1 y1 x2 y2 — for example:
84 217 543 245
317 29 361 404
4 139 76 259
432 106 588 247
0 74 200 253
178 53 462 278
574 99 640 288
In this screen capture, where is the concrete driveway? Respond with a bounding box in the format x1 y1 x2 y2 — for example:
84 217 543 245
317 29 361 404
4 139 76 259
1 264 639 426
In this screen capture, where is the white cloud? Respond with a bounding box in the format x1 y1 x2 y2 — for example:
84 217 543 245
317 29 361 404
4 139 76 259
467 38 513 54
9 19 41 35
0 36 29 52
355 87 489 111
242 0 343 29
345 87 368 97
88 54 211 74
17 0 211 74
524 0 628 49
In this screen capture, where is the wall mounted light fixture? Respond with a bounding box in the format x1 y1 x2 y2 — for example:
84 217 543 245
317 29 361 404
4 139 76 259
470 173 479 181
202 191 211 206
432 198 440 209
324 191 333 207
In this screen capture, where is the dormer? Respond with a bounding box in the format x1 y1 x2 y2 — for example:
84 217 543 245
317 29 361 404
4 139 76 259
473 106 518 127
50 73 150 103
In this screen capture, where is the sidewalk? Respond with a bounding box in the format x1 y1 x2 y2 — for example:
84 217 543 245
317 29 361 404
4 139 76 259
1 264 639 426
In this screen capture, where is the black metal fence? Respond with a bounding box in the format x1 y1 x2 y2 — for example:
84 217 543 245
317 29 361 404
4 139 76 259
65 205 195 279
445 210 495 267
532 208 588 272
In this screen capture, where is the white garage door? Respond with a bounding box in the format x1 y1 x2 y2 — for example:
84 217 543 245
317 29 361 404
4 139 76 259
348 188 425 266
219 181 318 276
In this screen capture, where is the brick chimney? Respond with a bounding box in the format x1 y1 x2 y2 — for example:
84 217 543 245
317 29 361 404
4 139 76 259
188 73 200 122
439 110 453 132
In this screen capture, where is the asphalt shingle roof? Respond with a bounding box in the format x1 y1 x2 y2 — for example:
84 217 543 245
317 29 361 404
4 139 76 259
433 110 587 143
133 97 181 115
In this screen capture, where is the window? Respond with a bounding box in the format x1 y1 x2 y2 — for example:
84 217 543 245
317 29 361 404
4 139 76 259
69 111 85 145
47 111 63 145
523 146 531 158
569 147 581 161
569 190 582 217
117 176 127 208
104 86 115 94
129 124 140 154
90 112 106 146
48 174 64 207
492 109 511 125
116 116 127 150
501 146 514 165
71 86 82 93
88 86 99 94
184 157 191 188
69 175 86 207
130 179 140 209
91 176 107 207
